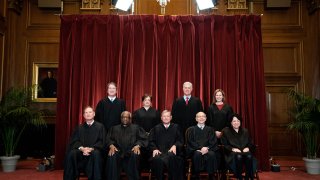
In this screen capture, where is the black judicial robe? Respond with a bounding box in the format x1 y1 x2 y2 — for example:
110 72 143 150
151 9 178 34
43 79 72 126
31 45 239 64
148 123 184 156
207 103 234 131
67 121 106 154
171 96 203 133
186 125 218 174
132 107 161 132
221 127 255 165
106 124 148 156
186 125 219 157
64 121 106 180
106 124 148 180
95 97 126 131
148 123 184 180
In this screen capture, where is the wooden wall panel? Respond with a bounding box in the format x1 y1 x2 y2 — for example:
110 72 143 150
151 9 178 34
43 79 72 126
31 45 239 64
266 86 301 156
262 1 302 29
0 1 5 98
27 0 60 29
0 34 4 98
26 40 59 84
64 1 81 14
26 40 59 113
263 42 302 74
136 0 191 15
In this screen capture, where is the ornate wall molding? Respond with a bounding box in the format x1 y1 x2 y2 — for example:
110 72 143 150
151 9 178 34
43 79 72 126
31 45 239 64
307 0 320 14
226 0 247 10
81 0 101 10
8 0 23 14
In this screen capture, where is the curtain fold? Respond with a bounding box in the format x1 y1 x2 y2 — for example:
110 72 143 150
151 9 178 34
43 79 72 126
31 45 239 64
56 14 269 170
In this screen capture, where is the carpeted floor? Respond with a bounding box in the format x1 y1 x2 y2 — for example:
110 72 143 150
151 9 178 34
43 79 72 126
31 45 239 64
1 157 320 180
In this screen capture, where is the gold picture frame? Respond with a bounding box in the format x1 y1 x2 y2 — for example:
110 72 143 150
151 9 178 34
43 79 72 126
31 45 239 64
32 62 58 102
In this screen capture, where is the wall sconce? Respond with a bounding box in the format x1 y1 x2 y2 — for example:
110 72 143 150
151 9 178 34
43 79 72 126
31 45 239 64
157 0 170 15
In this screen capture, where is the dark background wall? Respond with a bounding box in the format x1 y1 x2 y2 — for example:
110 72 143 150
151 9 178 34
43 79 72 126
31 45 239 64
0 0 319 158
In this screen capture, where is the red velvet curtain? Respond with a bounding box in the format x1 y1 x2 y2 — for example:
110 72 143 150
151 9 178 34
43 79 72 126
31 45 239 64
56 15 269 170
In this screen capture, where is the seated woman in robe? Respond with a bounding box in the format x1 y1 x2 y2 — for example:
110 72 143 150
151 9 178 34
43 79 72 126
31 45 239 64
221 113 255 180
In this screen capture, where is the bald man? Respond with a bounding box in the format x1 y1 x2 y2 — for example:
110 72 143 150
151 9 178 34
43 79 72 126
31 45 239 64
186 112 218 180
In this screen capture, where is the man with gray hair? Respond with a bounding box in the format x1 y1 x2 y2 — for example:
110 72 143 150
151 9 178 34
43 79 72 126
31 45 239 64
172 81 203 134
149 110 184 180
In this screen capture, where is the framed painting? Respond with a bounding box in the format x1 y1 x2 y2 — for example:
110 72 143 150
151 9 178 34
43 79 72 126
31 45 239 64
32 62 58 102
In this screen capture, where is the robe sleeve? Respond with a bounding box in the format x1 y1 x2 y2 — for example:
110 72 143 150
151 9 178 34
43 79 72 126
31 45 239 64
148 127 158 151
106 126 117 149
186 127 200 155
134 126 148 148
92 124 106 150
207 127 219 151
67 126 82 151
221 128 233 153
174 125 184 152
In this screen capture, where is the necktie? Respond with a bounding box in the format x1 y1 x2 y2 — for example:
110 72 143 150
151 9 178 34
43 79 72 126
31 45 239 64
186 97 189 105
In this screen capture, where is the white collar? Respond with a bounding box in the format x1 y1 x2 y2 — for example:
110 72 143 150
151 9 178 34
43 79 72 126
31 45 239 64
86 120 94 126
184 95 191 99
108 96 116 101
197 124 205 129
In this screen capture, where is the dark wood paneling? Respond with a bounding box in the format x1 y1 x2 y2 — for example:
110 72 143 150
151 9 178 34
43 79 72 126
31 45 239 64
0 34 4 98
0 1 5 97
27 0 61 29
0 0 6 17
136 0 191 15
266 86 301 156
263 42 302 74
26 40 59 85
262 1 302 30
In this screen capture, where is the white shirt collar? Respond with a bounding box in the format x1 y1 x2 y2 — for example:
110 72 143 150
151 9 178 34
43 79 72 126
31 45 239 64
143 106 150 111
86 120 94 126
163 123 170 128
197 124 205 129
108 96 116 101
184 95 191 100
